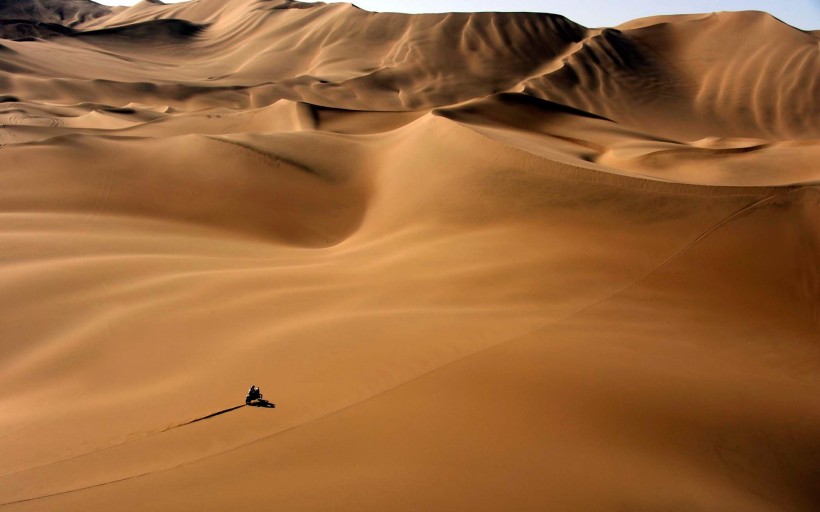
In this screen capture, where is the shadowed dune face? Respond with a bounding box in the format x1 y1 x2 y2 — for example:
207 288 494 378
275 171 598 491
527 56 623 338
0 1 819 511
0 0 111 40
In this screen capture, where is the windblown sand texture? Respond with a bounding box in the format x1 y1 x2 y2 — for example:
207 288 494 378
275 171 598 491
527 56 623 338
0 0 819 509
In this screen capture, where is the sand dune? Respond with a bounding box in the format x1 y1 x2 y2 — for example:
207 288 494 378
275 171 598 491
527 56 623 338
0 1 818 510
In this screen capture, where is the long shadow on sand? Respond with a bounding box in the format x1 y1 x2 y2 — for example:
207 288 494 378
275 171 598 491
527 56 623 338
183 404 248 426
184 400 274 426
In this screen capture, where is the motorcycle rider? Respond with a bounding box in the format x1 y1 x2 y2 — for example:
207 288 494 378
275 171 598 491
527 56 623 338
246 385 261 403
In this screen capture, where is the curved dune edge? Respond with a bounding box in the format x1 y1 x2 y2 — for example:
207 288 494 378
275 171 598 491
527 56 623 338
0 1 819 511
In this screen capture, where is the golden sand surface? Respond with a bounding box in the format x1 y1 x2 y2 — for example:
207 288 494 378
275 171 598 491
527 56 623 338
0 1 818 510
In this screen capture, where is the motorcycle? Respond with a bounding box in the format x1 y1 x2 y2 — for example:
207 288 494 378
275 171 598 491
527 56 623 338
246 391 275 408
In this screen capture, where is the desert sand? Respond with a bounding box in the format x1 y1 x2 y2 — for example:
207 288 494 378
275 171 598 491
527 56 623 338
0 0 818 510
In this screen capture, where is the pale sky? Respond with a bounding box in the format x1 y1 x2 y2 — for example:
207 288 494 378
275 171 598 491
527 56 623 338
93 0 820 30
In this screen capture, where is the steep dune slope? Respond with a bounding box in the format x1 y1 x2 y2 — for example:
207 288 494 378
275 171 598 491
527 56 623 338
523 11 820 140
0 0 111 40
0 1 818 511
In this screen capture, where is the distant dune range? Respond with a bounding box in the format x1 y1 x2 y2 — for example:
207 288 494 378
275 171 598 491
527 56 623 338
0 0 818 510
